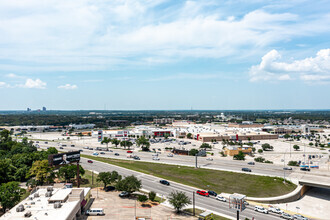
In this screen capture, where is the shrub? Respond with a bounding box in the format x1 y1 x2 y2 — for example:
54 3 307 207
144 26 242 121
258 149 263 154
148 191 156 202
288 161 299 166
254 157 265 163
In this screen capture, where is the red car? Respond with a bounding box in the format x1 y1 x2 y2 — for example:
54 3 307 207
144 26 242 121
87 160 93 163
127 151 133 153
196 190 209 197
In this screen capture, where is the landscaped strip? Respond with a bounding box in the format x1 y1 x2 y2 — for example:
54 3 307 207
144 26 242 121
82 155 296 198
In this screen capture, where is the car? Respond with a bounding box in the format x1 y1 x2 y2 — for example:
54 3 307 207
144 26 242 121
133 156 140 160
152 157 160 160
293 214 308 220
109 150 113 152
196 190 209 197
100 152 105 154
89 148 94 150
206 158 213 161
36 141 39 143
71 145 75 147
158 148 161 151
83 147 89 149
208 191 217 196
87 160 93 163
248 162 255 165
104 186 115 192
242 168 252 172
216 195 226 202
93 152 99 156
79 150 83 152
283 167 293 170
127 150 133 153
160 180 170 185
114 153 120 156
268 207 283 214
167 154 173 157
119 191 130 198
281 213 294 219
62 144 67 147
254 206 268 214
152 153 158 157
59 147 64 149
300 167 310 171
243 201 249 206
44 142 48 144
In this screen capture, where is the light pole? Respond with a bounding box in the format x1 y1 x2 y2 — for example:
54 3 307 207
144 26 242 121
193 191 195 216
283 150 286 183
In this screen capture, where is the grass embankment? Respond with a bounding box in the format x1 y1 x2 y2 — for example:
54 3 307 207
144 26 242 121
82 155 296 197
79 170 98 188
184 208 230 220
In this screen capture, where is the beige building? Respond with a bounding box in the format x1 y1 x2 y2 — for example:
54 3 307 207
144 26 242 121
224 146 252 156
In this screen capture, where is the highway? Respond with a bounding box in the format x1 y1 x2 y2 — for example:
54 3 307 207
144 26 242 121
81 157 283 220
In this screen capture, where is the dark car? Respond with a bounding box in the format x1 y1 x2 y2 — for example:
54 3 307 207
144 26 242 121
300 167 310 171
248 162 255 165
59 147 64 149
160 180 170 185
100 152 105 154
242 168 252 172
87 160 93 163
115 153 120 156
133 156 140 160
208 190 217 197
119 191 130 197
283 167 293 170
104 186 115 192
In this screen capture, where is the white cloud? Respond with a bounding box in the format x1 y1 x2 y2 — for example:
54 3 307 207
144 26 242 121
0 82 9 88
58 84 78 90
249 49 330 83
19 78 47 89
0 1 329 71
144 73 220 82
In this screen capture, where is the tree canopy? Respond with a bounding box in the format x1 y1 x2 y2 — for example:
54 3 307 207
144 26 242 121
0 181 25 213
168 191 191 213
116 175 141 193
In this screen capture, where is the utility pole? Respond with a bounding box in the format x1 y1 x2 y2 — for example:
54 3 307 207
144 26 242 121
92 170 94 187
193 191 195 216
237 210 239 220
195 154 198 168
284 151 286 183
76 161 80 188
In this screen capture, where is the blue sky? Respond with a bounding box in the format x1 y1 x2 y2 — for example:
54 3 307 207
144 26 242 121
0 0 329 110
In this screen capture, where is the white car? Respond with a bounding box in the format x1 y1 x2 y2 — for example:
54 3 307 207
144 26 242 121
206 158 213 161
254 206 268 214
152 157 160 161
281 213 294 219
167 154 173 157
268 207 283 214
216 195 226 202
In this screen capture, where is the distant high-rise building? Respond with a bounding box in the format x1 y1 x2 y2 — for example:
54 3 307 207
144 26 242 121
42 107 46 111
27 108 31 112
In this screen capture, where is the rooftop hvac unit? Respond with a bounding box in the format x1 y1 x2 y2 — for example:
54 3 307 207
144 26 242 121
16 204 25 212
30 202 35 205
47 187 53 192
28 196 33 200
24 211 32 217
54 202 62 209
45 191 52 197
34 193 39 198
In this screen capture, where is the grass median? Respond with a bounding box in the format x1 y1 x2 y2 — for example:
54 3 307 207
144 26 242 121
82 155 296 197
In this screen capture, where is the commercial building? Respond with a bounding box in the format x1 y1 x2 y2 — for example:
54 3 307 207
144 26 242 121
153 118 174 124
224 146 252 156
1 186 91 220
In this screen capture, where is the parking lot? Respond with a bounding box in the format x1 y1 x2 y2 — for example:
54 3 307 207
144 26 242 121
87 188 196 220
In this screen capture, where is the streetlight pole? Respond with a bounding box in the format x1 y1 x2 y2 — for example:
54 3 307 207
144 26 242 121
284 150 286 183
193 191 195 216
195 154 198 168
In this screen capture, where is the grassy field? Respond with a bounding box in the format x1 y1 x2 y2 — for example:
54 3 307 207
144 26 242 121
82 155 296 197
184 208 231 220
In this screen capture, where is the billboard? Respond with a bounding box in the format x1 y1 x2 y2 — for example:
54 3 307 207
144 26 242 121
48 151 80 166
98 130 103 142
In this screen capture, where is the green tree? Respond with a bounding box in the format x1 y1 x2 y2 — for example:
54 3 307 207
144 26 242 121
254 157 265 163
258 149 263 154
293 145 300 151
186 133 192 139
28 160 54 185
252 147 256 153
120 140 133 149
189 149 199 156
148 191 156 202
168 191 191 213
261 143 273 151
0 181 25 213
136 136 150 151
101 137 111 151
97 171 121 189
116 175 141 193
309 142 313 146
0 159 16 184
200 143 212 149
233 151 245 160
58 164 85 183
46 147 58 155
138 194 148 203
284 134 290 139
111 139 120 148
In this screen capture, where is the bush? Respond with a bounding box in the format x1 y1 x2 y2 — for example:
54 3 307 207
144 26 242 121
220 151 227 157
288 161 299 166
262 143 273 151
138 194 148 203
254 157 265 163
189 149 199 156
233 151 245 160
258 149 263 154
252 147 256 153
148 191 156 202
265 160 273 164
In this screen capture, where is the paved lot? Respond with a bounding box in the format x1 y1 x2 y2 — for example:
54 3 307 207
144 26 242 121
87 188 196 220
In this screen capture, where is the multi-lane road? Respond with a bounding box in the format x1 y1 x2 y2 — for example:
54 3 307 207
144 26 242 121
38 141 326 219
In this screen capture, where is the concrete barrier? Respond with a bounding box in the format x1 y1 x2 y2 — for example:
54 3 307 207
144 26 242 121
246 185 310 204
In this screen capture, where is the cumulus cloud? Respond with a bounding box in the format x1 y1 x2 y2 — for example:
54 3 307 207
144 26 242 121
249 49 330 83
0 82 9 88
19 78 47 89
58 84 78 90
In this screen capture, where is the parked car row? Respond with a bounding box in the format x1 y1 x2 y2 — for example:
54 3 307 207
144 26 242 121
254 206 309 220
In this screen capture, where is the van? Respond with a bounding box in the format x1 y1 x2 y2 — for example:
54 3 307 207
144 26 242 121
86 208 105 216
